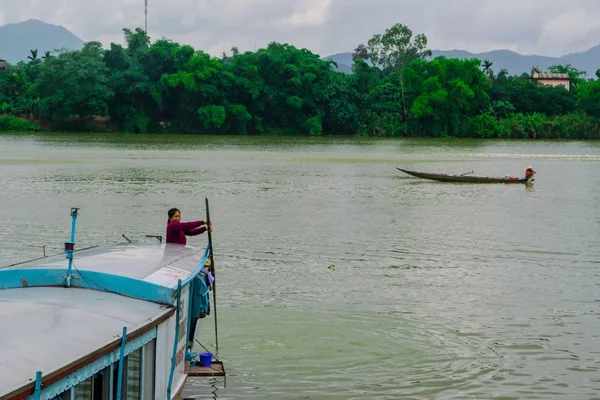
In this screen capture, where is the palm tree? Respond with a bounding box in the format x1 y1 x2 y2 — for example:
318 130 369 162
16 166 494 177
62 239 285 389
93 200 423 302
27 49 40 66
482 60 494 78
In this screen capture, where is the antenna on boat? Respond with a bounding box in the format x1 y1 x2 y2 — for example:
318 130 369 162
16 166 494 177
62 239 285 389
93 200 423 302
64 207 80 287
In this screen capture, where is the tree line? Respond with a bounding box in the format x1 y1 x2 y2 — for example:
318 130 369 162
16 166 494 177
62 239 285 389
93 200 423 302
1 23 599 138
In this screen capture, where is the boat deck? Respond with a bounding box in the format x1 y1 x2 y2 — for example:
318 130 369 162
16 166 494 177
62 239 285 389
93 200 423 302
0 286 170 398
188 361 226 377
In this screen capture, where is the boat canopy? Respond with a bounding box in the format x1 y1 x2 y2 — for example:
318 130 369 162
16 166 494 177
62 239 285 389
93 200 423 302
0 286 170 398
3 242 208 289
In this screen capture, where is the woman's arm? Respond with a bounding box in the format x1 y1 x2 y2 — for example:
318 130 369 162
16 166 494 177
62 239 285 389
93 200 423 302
184 225 208 236
177 220 205 230
168 220 205 234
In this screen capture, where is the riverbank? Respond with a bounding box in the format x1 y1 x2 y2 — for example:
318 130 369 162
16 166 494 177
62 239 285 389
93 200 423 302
3 24 600 140
2 113 599 139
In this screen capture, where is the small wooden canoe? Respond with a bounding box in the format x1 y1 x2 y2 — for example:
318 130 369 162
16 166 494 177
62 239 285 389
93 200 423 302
397 168 533 184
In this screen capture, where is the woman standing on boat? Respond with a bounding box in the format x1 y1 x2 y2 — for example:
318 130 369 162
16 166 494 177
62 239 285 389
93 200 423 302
166 208 211 245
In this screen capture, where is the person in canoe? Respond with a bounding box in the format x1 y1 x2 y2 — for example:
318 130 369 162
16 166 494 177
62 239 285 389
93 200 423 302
166 207 212 245
525 165 536 181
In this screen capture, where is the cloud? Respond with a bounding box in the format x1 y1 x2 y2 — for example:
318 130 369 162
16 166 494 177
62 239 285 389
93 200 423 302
273 0 333 30
538 5 600 55
0 0 598 57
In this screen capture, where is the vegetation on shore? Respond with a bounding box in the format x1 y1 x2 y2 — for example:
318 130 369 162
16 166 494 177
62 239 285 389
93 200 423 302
1 24 599 138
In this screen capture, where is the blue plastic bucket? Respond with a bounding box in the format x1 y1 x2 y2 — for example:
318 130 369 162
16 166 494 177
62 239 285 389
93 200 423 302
199 352 212 367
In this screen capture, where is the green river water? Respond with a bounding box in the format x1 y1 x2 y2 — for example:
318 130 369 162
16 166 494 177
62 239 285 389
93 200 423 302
1 134 599 399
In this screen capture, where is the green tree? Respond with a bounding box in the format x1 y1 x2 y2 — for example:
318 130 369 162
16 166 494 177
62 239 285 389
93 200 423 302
219 42 341 134
0 67 30 115
482 60 494 79
577 79 600 118
27 49 40 66
161 50 224 132
489 71 576 116
352 44 369 61
30 41 113 120
0 23 598 138
363 23 432 131
406 57 490 136
104 29 172 132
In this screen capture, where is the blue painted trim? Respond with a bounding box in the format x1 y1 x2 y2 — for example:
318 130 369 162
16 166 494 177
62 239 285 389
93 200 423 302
31 328 157 400
166 280 182 400
178 245 211 288
33 371 42 400
116 327 127 400
69 208 78 244
0 268 176 306
70 270 176 305
186 279 193 347
0 268 65 288
65 208 79 287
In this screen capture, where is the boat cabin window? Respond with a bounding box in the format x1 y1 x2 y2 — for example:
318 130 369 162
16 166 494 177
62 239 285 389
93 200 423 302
114 340 157 400
73 375 93 399
72 366 111 400
52 339 156 400
125 348 142 399
142 339 156 400
50 391 71 400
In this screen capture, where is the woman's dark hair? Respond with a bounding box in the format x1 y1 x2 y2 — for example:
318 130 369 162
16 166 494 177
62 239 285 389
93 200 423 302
168 208 180 223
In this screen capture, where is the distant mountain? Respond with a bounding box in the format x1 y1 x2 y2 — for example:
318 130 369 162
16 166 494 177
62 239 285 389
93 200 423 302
0 19 85 64
2 18 598 78
324 46 600 77
323 54 355 74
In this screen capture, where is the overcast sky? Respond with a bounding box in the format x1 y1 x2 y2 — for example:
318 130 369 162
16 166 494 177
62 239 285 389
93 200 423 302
0 0 599 57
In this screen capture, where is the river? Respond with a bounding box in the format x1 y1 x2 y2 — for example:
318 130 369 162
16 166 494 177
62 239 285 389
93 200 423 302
1 134 599 399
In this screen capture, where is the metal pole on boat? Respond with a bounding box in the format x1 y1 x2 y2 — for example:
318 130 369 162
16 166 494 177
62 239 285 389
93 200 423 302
116 326 127 400
167 280 182 399
205 197 219 351
33 371 42 400
65 207 80 287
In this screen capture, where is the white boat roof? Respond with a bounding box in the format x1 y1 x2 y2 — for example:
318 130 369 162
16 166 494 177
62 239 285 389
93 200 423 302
4 242 207 288
0 286 170 398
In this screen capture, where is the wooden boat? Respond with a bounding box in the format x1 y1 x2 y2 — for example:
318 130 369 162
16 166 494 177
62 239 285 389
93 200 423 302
0 207 219 400
397 168 533 184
